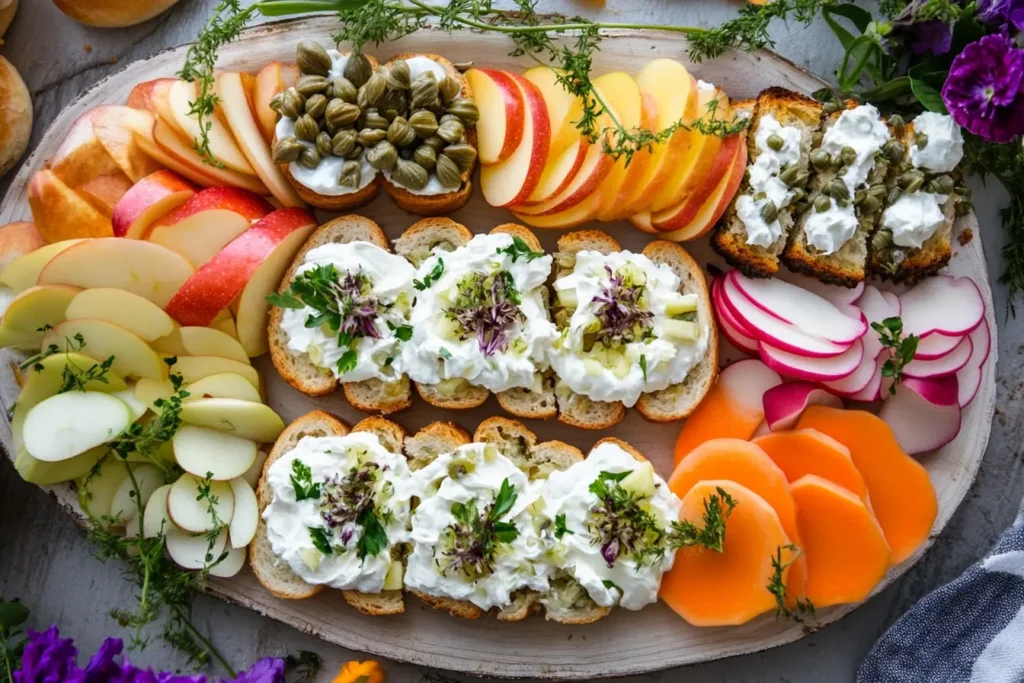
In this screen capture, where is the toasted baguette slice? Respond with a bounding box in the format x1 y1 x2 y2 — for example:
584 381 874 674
782 101 892 287
268 214 412 413
635 240 718 422
867 120 957 282
381 53 475 216
712 89 822 277
276 52 381 211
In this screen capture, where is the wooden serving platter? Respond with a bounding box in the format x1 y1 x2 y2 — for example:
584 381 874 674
0 17 997 679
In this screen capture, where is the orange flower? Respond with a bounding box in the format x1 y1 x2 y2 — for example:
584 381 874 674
332 660 385 683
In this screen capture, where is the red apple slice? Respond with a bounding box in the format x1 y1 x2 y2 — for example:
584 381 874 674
141 118 267 194
520 138 588 206
523 66 587 157
112 169 197 239
147 186 272 268
466 68 525 166
90 105 165 183
254 62 300 142
127 78 176 112
167 79 254 175
166 208 315 328
479 73 550 208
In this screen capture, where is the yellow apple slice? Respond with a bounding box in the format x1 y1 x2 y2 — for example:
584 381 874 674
585 72 642 221
178 327 249 364
173 425 257 480
0 284 81 351
134 377 174 411
14 445 106 486
66 288 175 342
228 477 258 549
42 318 166 380
184 373 261 403
523 66 586 156
171 356 259 390
178 397 285 444
0 239 85 294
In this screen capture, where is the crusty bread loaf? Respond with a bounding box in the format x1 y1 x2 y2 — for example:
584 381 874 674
0 55 31 177
268 214 412 413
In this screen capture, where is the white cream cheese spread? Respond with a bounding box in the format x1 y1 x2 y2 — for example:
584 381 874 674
401 233 556 393
280 241 416 382
263 432 414 591
804 202 860 254
404 443 549 611
909 112 964 173
882 191 949 249
549 250 709 407
539 442 682 610
739 114 803 248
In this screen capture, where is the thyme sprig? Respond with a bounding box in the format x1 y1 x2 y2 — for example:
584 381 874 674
767 544 816 624
872 316 919 395
667 486 737 553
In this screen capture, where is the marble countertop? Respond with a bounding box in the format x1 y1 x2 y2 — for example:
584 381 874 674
1 1 1022 682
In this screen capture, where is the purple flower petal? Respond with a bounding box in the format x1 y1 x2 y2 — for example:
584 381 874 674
223 658 285 683
83 638 124 683
942 33 1024 143
15 626 85 683
978 0 1024 30
909 19 952 56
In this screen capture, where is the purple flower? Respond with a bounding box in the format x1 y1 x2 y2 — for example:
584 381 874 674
942 33 1024 142
226 658 285 683
908 19 953 55
978 0 1024 31
83 639 125 683
15 627 85 683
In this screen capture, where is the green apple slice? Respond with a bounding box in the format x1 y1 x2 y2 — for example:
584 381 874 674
227 477 258 549
77 456 132 520
172 425 256 480
14 445 106 485
166 474 234 534
23 391 131 462
166 527 228 570
109 463 165 525
178 398 285 444
113 388 148 421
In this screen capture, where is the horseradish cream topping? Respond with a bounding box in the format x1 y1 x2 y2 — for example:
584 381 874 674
548 250 708 407
883 191 949 249
263 432 414 591
909 112 964 173
740 114 803 248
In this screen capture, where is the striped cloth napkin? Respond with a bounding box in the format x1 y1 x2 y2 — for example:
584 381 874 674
858 503 1024 683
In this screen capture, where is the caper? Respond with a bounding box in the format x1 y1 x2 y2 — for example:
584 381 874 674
338 160 361 188
935 175 956 194
362 72 388 108
861 195 880 215
268 92 284 116
871 228 893 251
437 119 465 144
332 129 358 157
794 200 811 216
766 133 784 152
854 189 866 206
296 74 329 97
329 76 357 103
753 191 767 201
779 165 800 186
955 183 970 195
916 132 929 149
812 131 824 148
837 198 850 209
822 100 841 114
814 195 832 213
442 142 477 172
828 179 850 200
435 153 462 189
810 149 831 169
345 144 363 160
304 93 327 119
840 146 857 166
898 169 923 189
379 89 408 119
409 110 438 138
271 136 302 164
888 187 903 205
366 140 398 171
791 187 806 202
426 96 446 117
439 75 461 104
314 131 332 157
297 146 321 169
325 100 360 130
446 98 479 125
356 84 370 109
357 128 386 147
422 134 447 152
888 114 905 136
296 40 332 77
869 183 888 199
956 200 973 216
868 159 889 184
759 200 779 223
281 88 305 120
792 171 810 188
906 175 925 194
413 144 436 172
883 140 905 165
387 60 411 90
387 116 417 148
362 108 389 131
411 71 439 109
294 114 320 141
343 52 373 87
392 158 429 190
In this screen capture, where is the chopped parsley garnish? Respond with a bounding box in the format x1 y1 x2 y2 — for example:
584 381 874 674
318 461 390 561
872 316 919 395
554 513 573 539
588 470 666 568
413 258 445 290
592 266 654 348
639 355 648 382
441 477 519 579
667 486 737 553
290 459 321 501
387 321 414 341
337 349 358 375
438 347 452 360
602 579 620 591
496 236 545 263
767 544 816 624
356 506 389 560
308 527 333 555
444 271 524 356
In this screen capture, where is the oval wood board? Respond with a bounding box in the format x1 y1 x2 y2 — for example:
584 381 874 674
0 16 997 679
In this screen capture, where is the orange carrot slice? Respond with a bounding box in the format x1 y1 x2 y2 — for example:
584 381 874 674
752 428 869 503
796 406 937 565
669 437 806 597
674 359 781 464
660 479 791 626
791 475 891 607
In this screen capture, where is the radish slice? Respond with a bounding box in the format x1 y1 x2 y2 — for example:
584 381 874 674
777 271 865 307
823 347 878 396
900 276 984 338
712 278 757 354
904 335 973 378
847 355 886 402
728 271 867 344
721 275 853 358
854 285 901 360
956 319 991 407
915 332 964 360
759 339 864 382
879 375 961 454
762 382 843 431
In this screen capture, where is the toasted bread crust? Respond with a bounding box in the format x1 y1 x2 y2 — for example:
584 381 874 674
281 164 381 210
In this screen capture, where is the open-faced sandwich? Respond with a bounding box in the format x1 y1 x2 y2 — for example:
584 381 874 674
252 412 684 623
270 41 477 215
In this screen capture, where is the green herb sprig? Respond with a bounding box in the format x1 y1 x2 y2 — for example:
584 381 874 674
872 316 919 395
767 544 816 624
290 459 322 501
0 598 28 683
588 470 667 568
667 486 737 553
497 236 545 263
554 513 573 539
413 259 445 291
441 477 519 578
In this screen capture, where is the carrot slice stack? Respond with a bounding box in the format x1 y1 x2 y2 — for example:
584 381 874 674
752 428 869 503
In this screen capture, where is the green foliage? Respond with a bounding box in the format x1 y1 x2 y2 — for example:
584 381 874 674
767 545 816 624
496 236 545 263
442 477 520 578
872 316 919 395
0 598 28 683
667 486 737 553
413 259 445 291
290 459 322 502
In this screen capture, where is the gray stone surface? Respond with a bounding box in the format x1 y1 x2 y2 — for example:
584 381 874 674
0 1 1022 681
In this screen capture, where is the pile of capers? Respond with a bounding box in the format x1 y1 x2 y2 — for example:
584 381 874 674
270 40 479 193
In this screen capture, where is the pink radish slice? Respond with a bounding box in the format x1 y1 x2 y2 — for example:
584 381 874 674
752 421 771 438
721 275 853 358
847 355 885 402
823 347 878 395
956 319 991 407
713 276 756 336
915 332 964 360
904 334 973 378
778 271 865 307
879 375 961 455
728 271 867 344
900 276 984 338
855 285 901 361
712 278 757 354
758 339 864 382
762 381 843 431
